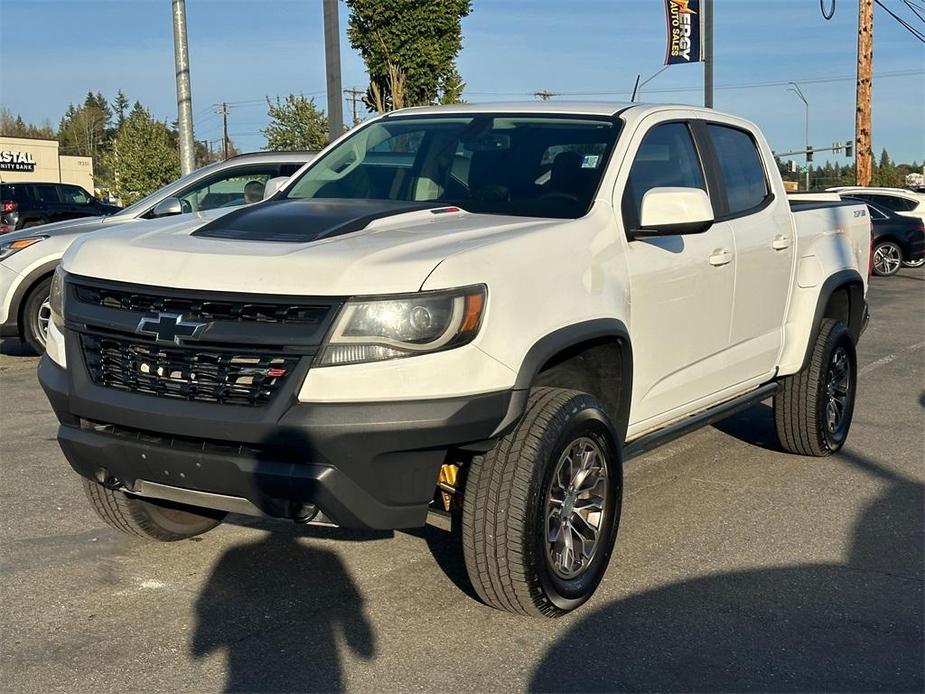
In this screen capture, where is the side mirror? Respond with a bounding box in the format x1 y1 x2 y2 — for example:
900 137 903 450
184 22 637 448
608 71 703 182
151 197 183 218
262 176 289 200
635 187 714 238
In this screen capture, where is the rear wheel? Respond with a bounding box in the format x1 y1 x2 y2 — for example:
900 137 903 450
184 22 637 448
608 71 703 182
22 277 52 354
872 240 902 276
83 479 226 541
21 219 48 229
902 257 924 268
774 318 857 456
462 387 622 617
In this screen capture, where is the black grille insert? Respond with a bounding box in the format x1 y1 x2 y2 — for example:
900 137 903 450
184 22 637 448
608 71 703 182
74 284 330 324
81 334 300 407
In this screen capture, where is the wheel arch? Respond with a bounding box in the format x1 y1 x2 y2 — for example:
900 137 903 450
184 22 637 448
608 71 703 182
801 269 866 372
493 319 633 443
12 260 59 338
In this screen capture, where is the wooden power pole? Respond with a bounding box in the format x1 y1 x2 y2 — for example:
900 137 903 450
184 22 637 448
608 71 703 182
856 0 874 186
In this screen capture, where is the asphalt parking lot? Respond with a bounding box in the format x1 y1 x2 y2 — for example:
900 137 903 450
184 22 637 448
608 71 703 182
1 270 922 694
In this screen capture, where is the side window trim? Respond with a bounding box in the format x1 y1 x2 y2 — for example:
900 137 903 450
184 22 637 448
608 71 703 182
698 120 775 222
620 118 713 238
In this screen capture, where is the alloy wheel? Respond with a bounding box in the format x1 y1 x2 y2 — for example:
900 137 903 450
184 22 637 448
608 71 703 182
824 345 851 435
874 243 901 275
545 437 609 580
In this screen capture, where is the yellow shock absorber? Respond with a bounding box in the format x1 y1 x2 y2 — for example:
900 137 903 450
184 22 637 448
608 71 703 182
437 463 460 512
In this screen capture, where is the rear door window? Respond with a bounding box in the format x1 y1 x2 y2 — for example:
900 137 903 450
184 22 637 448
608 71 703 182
622 122 707 230
34 185 62 203
868 194 916 212
706 124 770 215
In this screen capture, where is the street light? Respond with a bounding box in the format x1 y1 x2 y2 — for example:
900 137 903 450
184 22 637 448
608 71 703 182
787 81 810 191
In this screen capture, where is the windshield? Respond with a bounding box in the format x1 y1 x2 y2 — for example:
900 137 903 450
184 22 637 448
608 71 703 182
285 114 620 219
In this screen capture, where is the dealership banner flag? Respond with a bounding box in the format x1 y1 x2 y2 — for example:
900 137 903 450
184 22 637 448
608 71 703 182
664 0 703 65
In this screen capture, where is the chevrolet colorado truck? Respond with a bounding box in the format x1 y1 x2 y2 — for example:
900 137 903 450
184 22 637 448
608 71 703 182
38 103 871 617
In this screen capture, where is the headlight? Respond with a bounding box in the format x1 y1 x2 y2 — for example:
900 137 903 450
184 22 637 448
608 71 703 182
316 285 486 366
0 235 47 261
49 266 66 331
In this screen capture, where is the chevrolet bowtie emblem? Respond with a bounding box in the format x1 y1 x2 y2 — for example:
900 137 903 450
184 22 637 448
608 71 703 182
136 312 209 345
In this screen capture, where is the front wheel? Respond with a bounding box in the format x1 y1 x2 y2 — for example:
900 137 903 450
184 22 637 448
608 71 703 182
872 240 903 276
462 387 622 617
22 277 52 354
83 479 226 541
902 257 924 268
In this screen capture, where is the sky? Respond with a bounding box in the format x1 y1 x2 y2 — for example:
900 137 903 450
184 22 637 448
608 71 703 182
1 0 923 165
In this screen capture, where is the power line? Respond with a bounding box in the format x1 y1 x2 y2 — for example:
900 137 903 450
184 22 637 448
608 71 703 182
875 0 925 41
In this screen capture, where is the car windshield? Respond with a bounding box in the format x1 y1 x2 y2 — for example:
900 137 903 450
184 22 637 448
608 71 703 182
285 114 620 219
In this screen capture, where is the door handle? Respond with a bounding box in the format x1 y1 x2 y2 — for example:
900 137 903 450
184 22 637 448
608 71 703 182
709 248 733 266
772 235 791 250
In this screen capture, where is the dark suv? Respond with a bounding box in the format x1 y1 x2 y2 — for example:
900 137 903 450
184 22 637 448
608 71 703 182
0 183 121 233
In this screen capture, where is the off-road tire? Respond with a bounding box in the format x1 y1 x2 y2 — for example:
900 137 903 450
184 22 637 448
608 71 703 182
83 478 226 541
22 277 52 354
774 318 857 456
462 387 622 617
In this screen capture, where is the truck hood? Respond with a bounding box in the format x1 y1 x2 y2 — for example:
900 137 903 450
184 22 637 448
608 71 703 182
63 199 562 295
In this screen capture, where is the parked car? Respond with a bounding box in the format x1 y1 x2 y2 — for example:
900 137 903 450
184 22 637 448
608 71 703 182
827 186 925 267
0 182 121 233
39 103 870 617
0 151 315 353
842 196 925 276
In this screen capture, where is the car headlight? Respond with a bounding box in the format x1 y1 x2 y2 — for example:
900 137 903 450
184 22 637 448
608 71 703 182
49 266 66 331
316 285 486 366
0 235 47 261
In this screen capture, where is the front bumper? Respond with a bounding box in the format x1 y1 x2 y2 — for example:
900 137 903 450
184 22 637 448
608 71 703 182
39 355 513 529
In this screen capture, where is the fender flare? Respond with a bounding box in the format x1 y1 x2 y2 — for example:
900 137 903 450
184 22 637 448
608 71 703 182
491 318 634 442
7 259 60 338
800 268 866 372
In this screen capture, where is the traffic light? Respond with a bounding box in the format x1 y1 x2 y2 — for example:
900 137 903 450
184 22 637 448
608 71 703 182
806 145 814 163
845 140 854 158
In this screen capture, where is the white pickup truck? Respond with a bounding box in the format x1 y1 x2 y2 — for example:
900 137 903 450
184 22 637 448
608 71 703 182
39 103 871 617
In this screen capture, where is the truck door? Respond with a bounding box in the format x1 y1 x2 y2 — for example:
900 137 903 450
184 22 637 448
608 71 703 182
618 119 738 430
700 122 793 384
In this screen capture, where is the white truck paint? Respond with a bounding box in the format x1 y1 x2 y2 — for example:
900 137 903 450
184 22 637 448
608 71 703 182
40 103 871 617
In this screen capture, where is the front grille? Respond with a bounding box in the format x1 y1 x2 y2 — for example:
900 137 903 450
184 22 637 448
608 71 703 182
74 284 329 324
81 334 300 407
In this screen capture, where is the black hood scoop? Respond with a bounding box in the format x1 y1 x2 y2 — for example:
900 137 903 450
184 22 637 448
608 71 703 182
191 198 442 243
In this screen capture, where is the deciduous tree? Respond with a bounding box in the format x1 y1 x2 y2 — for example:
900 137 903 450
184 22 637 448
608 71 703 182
262 95 329 151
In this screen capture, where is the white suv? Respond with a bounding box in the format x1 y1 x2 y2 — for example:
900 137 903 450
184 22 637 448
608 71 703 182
0 151 315 352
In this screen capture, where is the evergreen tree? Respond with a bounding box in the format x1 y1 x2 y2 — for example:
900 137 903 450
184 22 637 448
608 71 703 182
345 0 472 111
107 104 180 205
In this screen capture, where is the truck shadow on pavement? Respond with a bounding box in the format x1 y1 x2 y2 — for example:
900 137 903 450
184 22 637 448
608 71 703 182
190 528 376 693
529 449 924 692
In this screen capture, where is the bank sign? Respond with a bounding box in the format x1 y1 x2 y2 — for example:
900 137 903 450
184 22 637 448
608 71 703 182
664 0 703 65
0 151 36 172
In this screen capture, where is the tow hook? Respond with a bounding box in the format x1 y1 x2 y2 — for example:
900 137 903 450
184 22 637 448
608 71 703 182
94 467 124 490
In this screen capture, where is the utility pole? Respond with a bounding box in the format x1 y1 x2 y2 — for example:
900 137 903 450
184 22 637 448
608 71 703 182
344 87 365 126
787 82 810 191
323 0 344 141
855 0 874 186
534 89 559 101
217 103 229 160
171 0 195 175
703 0 714 108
